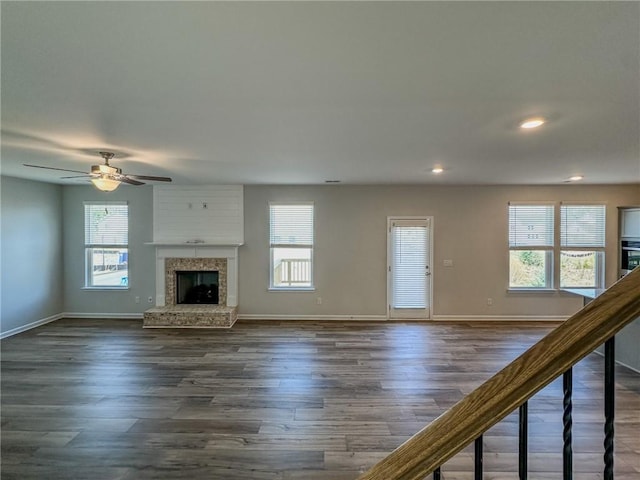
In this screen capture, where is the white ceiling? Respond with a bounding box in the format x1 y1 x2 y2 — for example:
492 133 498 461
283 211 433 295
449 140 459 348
1 1 639 186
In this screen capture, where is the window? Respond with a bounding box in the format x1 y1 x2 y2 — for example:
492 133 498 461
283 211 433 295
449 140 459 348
508 202 606 290
560 204 605 288
509 204 554 289
269 203 314 289
84 202 129 288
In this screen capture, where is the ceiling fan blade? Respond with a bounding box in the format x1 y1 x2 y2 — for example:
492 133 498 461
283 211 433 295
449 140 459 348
60 175 93 179
23 163 87 175
120 176 145 186
127 174 173 182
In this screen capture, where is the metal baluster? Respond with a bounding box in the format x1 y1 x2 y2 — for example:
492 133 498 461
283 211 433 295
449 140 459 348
433 466 441 480
519 401 528 480
475 435 483 480
604 336 615 480
563 368 573 480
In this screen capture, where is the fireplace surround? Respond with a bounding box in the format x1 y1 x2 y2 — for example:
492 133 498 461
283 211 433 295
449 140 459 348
143 244 239 328
165 257 227 306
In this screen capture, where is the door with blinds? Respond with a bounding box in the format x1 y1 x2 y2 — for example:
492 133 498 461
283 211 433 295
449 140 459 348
387 217 432 319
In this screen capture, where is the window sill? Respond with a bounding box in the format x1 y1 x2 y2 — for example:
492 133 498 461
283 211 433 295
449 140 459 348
507 288 557 294
82 286 129 291
268 287 315 292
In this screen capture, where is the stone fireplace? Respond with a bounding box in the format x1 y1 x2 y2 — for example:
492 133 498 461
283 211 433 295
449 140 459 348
143 245 239 328
165 257 227 306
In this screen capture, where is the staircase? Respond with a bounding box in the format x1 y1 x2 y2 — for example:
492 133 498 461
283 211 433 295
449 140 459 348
357 268 640 480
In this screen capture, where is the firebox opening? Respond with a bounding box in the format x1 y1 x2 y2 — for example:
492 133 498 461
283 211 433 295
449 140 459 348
176 270 219 304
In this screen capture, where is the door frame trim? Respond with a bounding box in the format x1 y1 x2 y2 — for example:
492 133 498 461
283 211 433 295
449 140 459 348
386 216 434 320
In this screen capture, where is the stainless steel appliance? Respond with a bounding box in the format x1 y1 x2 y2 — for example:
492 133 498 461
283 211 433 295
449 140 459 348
620 240 640 277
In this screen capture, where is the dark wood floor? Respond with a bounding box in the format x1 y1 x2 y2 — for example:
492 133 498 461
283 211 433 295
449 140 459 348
1 319 638 480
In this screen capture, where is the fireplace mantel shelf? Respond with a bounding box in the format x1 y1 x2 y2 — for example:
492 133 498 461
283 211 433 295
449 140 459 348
145 242 244 247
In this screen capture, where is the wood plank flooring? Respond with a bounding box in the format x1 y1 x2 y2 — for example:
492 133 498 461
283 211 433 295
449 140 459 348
1 319 638 479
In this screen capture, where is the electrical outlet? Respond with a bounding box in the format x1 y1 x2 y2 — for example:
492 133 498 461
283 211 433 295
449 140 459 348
148 296 153 303
135 296 140 304
443 259 453 267
316 297 322 305
487 298 493 306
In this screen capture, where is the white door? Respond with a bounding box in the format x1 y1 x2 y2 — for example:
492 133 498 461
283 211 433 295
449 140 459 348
388 217 432 319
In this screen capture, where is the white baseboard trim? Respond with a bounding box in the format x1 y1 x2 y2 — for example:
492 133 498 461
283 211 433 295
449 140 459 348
237 314 567 322
432 315 568 322
1 313 64 339
238 314 569 322
591 350 640 374
2 313 566 338
238 314 388 321
611 358 640 374
63 312 144 320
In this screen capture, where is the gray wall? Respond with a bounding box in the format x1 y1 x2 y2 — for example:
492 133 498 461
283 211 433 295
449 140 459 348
239 184 640 318
1 176 63 335
62 185 156 315
616 319 640 372
2 180 639 326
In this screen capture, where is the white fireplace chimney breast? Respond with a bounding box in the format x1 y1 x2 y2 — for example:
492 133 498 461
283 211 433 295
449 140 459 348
153 185 243 244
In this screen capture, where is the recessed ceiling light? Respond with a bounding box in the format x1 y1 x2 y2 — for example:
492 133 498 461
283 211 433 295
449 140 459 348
567 175 584 182
520 117 546 129
432 166 444 174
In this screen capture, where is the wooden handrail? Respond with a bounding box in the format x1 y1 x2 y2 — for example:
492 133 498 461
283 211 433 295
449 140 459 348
358 268 640 480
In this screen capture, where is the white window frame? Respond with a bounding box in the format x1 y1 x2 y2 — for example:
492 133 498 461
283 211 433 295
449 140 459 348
268 202 315 291
508 202 555 291
508 202 607 292
84 201 129 290
559 203 606 289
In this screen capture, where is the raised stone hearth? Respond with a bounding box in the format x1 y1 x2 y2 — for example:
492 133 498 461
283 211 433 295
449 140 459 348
143 305 237 328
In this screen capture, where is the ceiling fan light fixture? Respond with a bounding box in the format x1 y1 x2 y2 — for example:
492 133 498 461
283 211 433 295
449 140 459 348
23 150 172 188
91 176 121 192
93 164 120 175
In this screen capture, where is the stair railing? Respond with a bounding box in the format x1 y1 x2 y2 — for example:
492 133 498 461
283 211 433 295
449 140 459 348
358 267 640 480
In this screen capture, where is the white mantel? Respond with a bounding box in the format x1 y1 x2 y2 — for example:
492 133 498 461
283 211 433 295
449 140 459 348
153 244 240 307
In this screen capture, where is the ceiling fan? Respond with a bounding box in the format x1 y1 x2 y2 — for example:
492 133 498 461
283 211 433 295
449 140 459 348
24 151 172 192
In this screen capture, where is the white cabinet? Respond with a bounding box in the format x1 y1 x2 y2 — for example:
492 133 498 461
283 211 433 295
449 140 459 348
621 208 640 238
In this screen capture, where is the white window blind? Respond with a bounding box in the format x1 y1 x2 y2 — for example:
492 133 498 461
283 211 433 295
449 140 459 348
269 204 314 246
84 202 129 288
269 203 314 289
509 204 554 248
561 205 606 247
392 225 426 308
84 203 128 246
